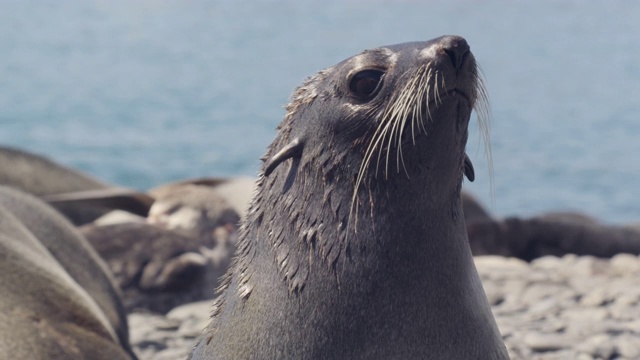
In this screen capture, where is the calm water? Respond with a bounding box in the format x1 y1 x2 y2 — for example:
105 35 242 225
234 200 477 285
1 0 639 222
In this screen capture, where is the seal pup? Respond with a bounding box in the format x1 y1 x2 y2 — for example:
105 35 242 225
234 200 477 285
190 36 508 359
147 177 255 218
80 221 237 313
146 179 246 239
74 179 244 313
0 186 136 359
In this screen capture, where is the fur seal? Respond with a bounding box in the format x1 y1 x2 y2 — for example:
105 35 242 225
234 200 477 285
44 176 254 220
467 213 640 260
0 186 136 359
0 146 108 195
80 221 237 313
146 179 244 239
148 177 255 218
75 179 244 313
0 146 115 224
190 36 508 359
457 192 640 260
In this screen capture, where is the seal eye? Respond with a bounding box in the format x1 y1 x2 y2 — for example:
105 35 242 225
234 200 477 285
349 69 384 100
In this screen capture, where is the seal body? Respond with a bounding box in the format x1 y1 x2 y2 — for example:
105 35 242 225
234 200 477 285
460 196 640 260
46 177 246 313
77 179 243 313
0 146 112 224
190 36 508 359
148 177 255 218
467 214 640 260
0 146 107 195
80 221 236 313
0 186 135 359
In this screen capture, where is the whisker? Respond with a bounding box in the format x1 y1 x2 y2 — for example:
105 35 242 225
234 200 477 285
421 68 433 133
392 68 422 175
473 66 494 205
348 63 454 237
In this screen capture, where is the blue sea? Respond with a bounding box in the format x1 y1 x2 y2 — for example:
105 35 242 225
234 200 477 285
1 0 639 223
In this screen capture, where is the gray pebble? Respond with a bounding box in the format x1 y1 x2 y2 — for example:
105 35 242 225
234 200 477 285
166 300 212 322
524 333 570 352
616 334 640 359
610 253 640 275
579 288 610 307
153 347 191 360
575 334 615 359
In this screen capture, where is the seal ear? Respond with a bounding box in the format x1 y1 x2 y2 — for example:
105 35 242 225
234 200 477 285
463 154 475 182
264 138 304 177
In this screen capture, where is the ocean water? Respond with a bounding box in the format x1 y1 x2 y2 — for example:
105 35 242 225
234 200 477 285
1 0 639 223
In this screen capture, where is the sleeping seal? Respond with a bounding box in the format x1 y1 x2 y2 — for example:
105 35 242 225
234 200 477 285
0 146 112 225
467 213 640 260
47 177 249 313
0 186 136 359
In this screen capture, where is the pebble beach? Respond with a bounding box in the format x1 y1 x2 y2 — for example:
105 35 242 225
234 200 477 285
129 254 640 360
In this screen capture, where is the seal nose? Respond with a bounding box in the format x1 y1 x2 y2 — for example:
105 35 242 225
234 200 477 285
439 36 470 70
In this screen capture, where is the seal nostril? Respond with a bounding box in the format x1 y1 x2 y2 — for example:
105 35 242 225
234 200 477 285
444 48 460 69
440 35 470 70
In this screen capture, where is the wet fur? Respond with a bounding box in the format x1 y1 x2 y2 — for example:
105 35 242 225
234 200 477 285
191 36 507 359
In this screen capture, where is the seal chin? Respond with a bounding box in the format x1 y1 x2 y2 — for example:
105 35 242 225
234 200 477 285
451 89 473 105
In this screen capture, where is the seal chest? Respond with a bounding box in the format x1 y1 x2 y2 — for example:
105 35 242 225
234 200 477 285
190 35 509 360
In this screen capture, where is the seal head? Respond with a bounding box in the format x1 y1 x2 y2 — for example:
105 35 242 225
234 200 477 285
191 36 507 359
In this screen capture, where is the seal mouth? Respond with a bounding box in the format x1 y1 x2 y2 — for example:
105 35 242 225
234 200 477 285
425 89 474 113
447 89 473 105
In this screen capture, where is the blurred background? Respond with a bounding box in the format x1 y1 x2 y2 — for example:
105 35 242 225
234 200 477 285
1 0 638 222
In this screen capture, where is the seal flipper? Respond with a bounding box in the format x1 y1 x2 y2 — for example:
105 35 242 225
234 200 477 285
43 188 155 216
264 138 304 177
463 154 475 182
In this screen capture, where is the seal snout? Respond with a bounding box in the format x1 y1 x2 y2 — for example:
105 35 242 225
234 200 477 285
438 35 470 71
429 36 477 107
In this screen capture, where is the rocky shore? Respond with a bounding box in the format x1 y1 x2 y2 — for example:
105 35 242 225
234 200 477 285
3 146 638 359
129 253 640 360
